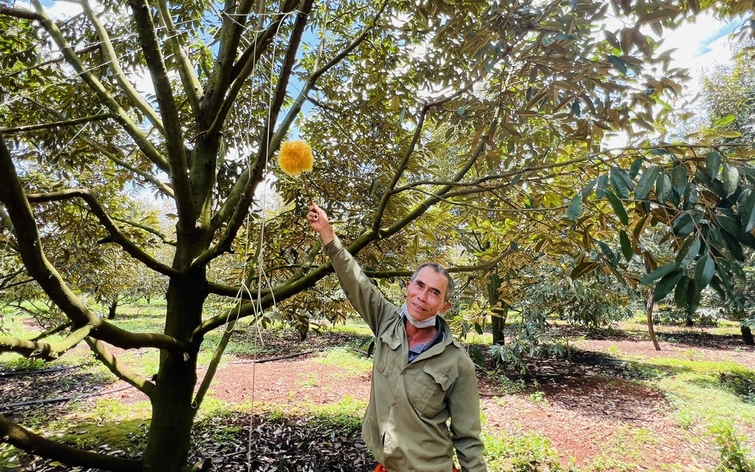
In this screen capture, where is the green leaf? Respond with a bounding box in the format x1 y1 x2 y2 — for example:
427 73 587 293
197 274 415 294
604 31 621 49
741 189 755 232
629 158 643 179
718 214 742 239
671 165 687 197
712 114 736 128
607 54 627 74
674 234 700 269
635 167 659 201
721 229 745 261
597 241 618 267
610 166 634 198
472 348 484 366
705 151 721 181
566 193 583 221
694 254 715 289
672 213 695 237
654 269 684 302
605 191 629 225
619 230 633 261
596 174 608 198
674 276 690 308
656 171 671 204
640 262 676 286
570 261 599 279
581 178 597 197
722 163 739 197
683 183 699 210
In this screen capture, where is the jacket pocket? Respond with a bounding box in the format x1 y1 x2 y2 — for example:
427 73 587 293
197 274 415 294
375 332 401 374
407 364 453 417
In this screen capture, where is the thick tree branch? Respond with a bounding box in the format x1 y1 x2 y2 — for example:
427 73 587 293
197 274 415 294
0 325 92 360
0 6 41 20
81 0 165 134
199 0 384 266
128 0 194 231
193 0 315 268
0 414 143 472
1 114 112 134
155 0 203 116
206 5 289 138
0 135 183 353
26 189 179 278
28 0 171 174
209 1 384 231
203 0 258 120
85 338 156 397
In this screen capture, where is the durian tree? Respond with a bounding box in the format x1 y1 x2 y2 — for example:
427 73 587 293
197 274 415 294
1 0 755 470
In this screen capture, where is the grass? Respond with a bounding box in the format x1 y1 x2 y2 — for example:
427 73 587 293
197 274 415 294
4 303 755 471
314 347 373 377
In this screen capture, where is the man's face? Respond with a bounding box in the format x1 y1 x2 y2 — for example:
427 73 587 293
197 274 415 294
405 267 452 322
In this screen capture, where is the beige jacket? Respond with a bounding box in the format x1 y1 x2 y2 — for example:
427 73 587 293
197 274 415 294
326 237 487 472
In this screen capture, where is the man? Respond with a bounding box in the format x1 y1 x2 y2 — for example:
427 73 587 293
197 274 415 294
307 203 487 472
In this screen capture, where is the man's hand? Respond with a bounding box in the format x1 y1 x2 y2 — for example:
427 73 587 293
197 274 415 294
308 203 335 246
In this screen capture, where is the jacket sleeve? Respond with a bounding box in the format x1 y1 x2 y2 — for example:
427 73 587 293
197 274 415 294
325 236 394 335
448 357 487 472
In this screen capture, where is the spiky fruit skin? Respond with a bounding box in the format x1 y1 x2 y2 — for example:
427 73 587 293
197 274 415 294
278 141 314 176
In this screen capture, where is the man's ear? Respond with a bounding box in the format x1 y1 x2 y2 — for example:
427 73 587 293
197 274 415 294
438 301 452 314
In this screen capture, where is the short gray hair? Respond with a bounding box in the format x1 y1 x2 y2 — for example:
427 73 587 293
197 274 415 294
411 263 454 302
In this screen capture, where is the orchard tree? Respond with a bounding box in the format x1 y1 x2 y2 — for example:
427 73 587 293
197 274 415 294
1 0 755 471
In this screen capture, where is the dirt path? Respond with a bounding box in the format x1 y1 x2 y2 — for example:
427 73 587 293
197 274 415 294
100 333 755 470
4 326 755 471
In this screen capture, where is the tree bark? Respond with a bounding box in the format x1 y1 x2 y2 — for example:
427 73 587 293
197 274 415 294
488 273 506 344
0 414 142 471
742 325 754 346
108 299 118 320
141 268 207 472
646 288 661 351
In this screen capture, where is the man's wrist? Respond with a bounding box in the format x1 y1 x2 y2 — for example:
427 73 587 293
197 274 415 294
320 229 336 246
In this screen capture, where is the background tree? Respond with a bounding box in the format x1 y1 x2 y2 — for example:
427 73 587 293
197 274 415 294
1 0 755 471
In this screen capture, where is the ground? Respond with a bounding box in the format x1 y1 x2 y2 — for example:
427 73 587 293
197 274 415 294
2 324 755 471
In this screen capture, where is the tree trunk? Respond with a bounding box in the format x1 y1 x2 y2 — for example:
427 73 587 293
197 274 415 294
646 288 661 351
742 325 755 345
488 273 506 344
141 268 207 472
491 307 506 345
107 299 118 320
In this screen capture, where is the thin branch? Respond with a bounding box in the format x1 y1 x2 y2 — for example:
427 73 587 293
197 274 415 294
87 141 175 197
26 189 179 277
81 0 165 134
1 44 101 80
28 0 171 173
155 0 203 115
128 0 194 228
1 114 112 134
85 338 156 397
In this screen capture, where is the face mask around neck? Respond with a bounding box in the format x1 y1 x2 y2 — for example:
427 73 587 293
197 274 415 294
401 303 437 329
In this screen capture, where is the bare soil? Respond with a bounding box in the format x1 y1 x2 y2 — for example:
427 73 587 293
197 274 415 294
2 324 755 471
